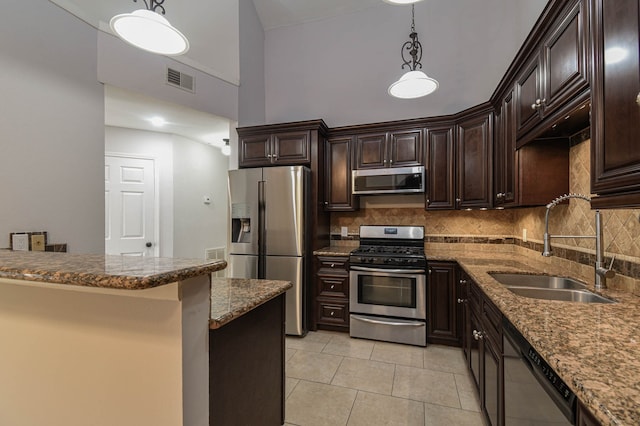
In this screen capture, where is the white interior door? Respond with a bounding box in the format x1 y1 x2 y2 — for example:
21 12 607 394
105 155 156 256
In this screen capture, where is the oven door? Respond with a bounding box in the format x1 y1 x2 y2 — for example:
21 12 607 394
349 266 426 320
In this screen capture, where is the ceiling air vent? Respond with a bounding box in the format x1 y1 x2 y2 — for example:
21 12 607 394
166 67 195 93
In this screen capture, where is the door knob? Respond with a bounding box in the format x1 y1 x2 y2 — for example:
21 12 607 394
146 242 152 248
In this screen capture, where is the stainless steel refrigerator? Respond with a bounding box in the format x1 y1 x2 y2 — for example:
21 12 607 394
227 166 309 336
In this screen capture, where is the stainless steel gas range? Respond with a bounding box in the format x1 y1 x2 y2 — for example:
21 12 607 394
349 225 427 347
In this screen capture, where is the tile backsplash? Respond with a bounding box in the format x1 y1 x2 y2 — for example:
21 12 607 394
330 139 640 288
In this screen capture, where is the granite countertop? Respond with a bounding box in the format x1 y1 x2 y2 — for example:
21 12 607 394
210 278 292 329
314 246 352 257
430 247 640 426
0 251 226 289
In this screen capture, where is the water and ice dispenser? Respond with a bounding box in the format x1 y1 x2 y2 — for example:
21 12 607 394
231 203 252 243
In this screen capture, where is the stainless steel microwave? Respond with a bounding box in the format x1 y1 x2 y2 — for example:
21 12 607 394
352 166 425 195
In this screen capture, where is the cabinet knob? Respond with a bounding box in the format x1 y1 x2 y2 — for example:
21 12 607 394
330 263 335 268
455 198 461 203
459 279 467 285
636 92 640 106
324 201 329 205
457 298 466 304
531 98 545 110
330 311 335 316
473 330 484 340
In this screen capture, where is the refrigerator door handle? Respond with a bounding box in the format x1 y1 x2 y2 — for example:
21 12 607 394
258 180 266 278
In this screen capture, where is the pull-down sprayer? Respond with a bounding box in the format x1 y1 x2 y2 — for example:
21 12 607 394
542 193 615 291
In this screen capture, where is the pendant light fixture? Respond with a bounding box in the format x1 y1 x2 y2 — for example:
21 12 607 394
110 0 189 56
388 4 438 99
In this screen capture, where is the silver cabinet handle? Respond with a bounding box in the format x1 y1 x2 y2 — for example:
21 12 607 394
330 284 335 289
457 298 466 304
456 198 461 203
473 330 484 340
330 311 335 316
330 263 335 268
459 279 467 285
636 92 640 105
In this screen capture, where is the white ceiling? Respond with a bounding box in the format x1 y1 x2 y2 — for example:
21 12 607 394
51 0 546 145
252 0 382 30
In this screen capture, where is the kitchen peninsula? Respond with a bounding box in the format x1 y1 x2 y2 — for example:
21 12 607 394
0 251 290 426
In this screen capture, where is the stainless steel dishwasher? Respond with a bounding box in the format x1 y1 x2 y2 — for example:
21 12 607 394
502 318 576 425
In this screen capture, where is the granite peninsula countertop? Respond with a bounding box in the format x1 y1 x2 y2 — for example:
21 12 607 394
0 251 226 289
314 245 640 425
210 278 292 329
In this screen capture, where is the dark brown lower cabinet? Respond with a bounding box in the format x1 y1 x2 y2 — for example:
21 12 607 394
209 294 285 426
427 261 462 346
465 279 503 426
314 255 350 332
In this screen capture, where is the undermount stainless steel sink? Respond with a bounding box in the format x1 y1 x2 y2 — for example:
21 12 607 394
505 287 616 304
489 273 587 290
489 272 616 304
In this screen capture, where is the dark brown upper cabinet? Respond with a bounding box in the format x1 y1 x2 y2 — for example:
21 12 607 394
456 109 493 210
590 0 640 208
354 129 422 169
515 0 590 144
239 130 310 167
425 124 456 210
494 89 569 208
323 136 359 211
425 107 493 211
494 90 517 207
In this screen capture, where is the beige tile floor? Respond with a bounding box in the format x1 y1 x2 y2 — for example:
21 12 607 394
284 331 484 426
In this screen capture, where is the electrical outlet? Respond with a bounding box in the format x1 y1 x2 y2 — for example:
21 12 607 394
11 233 29 251
522 228 527 242
341 226 348 237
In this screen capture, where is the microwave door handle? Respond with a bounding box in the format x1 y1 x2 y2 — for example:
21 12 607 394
350 266 426 274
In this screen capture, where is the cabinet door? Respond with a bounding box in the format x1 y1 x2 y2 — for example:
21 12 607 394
425 125 456 210
239 135 271 167
457 113 493 209
427 262 460 346
272 131 310 165
355 133 388 169
515 54 542 139
482 334 502 426
590 0 640 201
389 129 423 167
541 0 589 116
324 137 358 211
468 309 482 390
496 91 518 206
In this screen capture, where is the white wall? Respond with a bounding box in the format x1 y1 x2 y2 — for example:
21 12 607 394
105 127 174 257
173 136 229 259
105 127 229 259
0 0 104 253
98 31 239 123
264 0 548 127
238 0 266 127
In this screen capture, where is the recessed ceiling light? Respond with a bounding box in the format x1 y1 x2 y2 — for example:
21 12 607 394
150 116 166 127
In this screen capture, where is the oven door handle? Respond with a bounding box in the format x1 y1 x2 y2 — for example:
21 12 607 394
350 266 426 274
351 315 426 327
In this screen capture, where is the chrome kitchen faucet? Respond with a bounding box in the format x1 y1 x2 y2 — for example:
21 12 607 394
542 193 615 291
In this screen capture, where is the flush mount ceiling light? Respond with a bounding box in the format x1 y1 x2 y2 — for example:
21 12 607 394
388 4 438 99
110 0 189 56
221 139 231 156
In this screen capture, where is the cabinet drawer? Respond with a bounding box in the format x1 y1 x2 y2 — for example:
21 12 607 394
317 256 349 273
318 275 349 298
316 300 349 326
